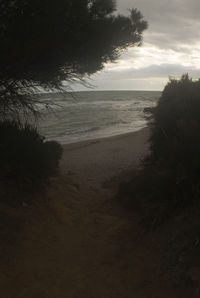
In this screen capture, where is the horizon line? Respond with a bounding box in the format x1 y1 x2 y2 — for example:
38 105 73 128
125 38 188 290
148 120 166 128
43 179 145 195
72 89 162 92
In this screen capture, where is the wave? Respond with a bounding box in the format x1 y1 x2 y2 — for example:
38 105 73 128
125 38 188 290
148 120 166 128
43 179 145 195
37 90 159 144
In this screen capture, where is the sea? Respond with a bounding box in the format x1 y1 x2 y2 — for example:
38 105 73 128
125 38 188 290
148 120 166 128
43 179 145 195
36 90 161 144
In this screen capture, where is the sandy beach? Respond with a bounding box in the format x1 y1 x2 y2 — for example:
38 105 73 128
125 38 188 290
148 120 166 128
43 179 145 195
61 127 149 185
0 128 189 298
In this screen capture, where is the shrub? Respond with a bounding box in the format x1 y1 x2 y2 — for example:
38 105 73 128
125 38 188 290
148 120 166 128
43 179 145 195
149 75 200 202
119 75 200 215
0 120 63 195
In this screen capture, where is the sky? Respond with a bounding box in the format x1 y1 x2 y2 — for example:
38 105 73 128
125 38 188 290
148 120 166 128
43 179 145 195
74 0 200 91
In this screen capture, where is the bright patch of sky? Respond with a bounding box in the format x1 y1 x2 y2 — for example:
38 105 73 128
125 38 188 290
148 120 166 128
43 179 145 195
73 0 200 91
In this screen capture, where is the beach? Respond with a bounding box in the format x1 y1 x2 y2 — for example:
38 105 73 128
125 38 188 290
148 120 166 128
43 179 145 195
0 128 189 298
61 127 150 185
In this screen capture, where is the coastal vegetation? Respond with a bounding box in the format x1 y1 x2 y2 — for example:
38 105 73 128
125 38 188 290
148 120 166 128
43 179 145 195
0 121 62 199
120 75 200 215
0 0 147 117
149 74 200 206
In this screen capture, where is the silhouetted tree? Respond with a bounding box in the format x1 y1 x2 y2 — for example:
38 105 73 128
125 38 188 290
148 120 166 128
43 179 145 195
0 0 147 117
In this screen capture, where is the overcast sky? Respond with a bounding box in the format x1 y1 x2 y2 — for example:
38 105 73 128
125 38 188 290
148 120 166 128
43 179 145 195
74 0 200 91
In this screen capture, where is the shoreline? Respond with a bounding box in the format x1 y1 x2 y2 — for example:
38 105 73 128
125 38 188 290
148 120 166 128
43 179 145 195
56 126 149 147
62 126 149 150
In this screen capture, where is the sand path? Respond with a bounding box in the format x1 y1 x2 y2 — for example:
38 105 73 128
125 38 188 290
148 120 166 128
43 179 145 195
0 128 189 297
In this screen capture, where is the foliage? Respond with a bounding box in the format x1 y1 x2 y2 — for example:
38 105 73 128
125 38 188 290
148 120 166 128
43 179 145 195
0 0 147 117
119 75 200 217
149 75 200 201
0 121 63 194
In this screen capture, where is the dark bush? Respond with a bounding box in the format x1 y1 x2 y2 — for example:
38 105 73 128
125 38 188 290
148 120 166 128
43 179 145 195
149 75 200 202
119 75 200 215
0 120 62 195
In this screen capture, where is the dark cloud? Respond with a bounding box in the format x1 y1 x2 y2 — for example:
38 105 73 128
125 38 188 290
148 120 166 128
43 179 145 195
118 0 200 50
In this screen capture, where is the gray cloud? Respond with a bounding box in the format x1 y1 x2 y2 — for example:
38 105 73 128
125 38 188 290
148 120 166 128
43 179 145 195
118 0 200 50
74 63 200 91
98 64 200 80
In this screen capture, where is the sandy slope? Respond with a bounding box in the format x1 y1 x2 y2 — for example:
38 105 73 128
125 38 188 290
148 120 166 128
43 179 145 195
0 128 190 297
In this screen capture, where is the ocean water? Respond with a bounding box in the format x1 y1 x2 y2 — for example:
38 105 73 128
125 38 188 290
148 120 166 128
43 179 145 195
36 90 161 144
